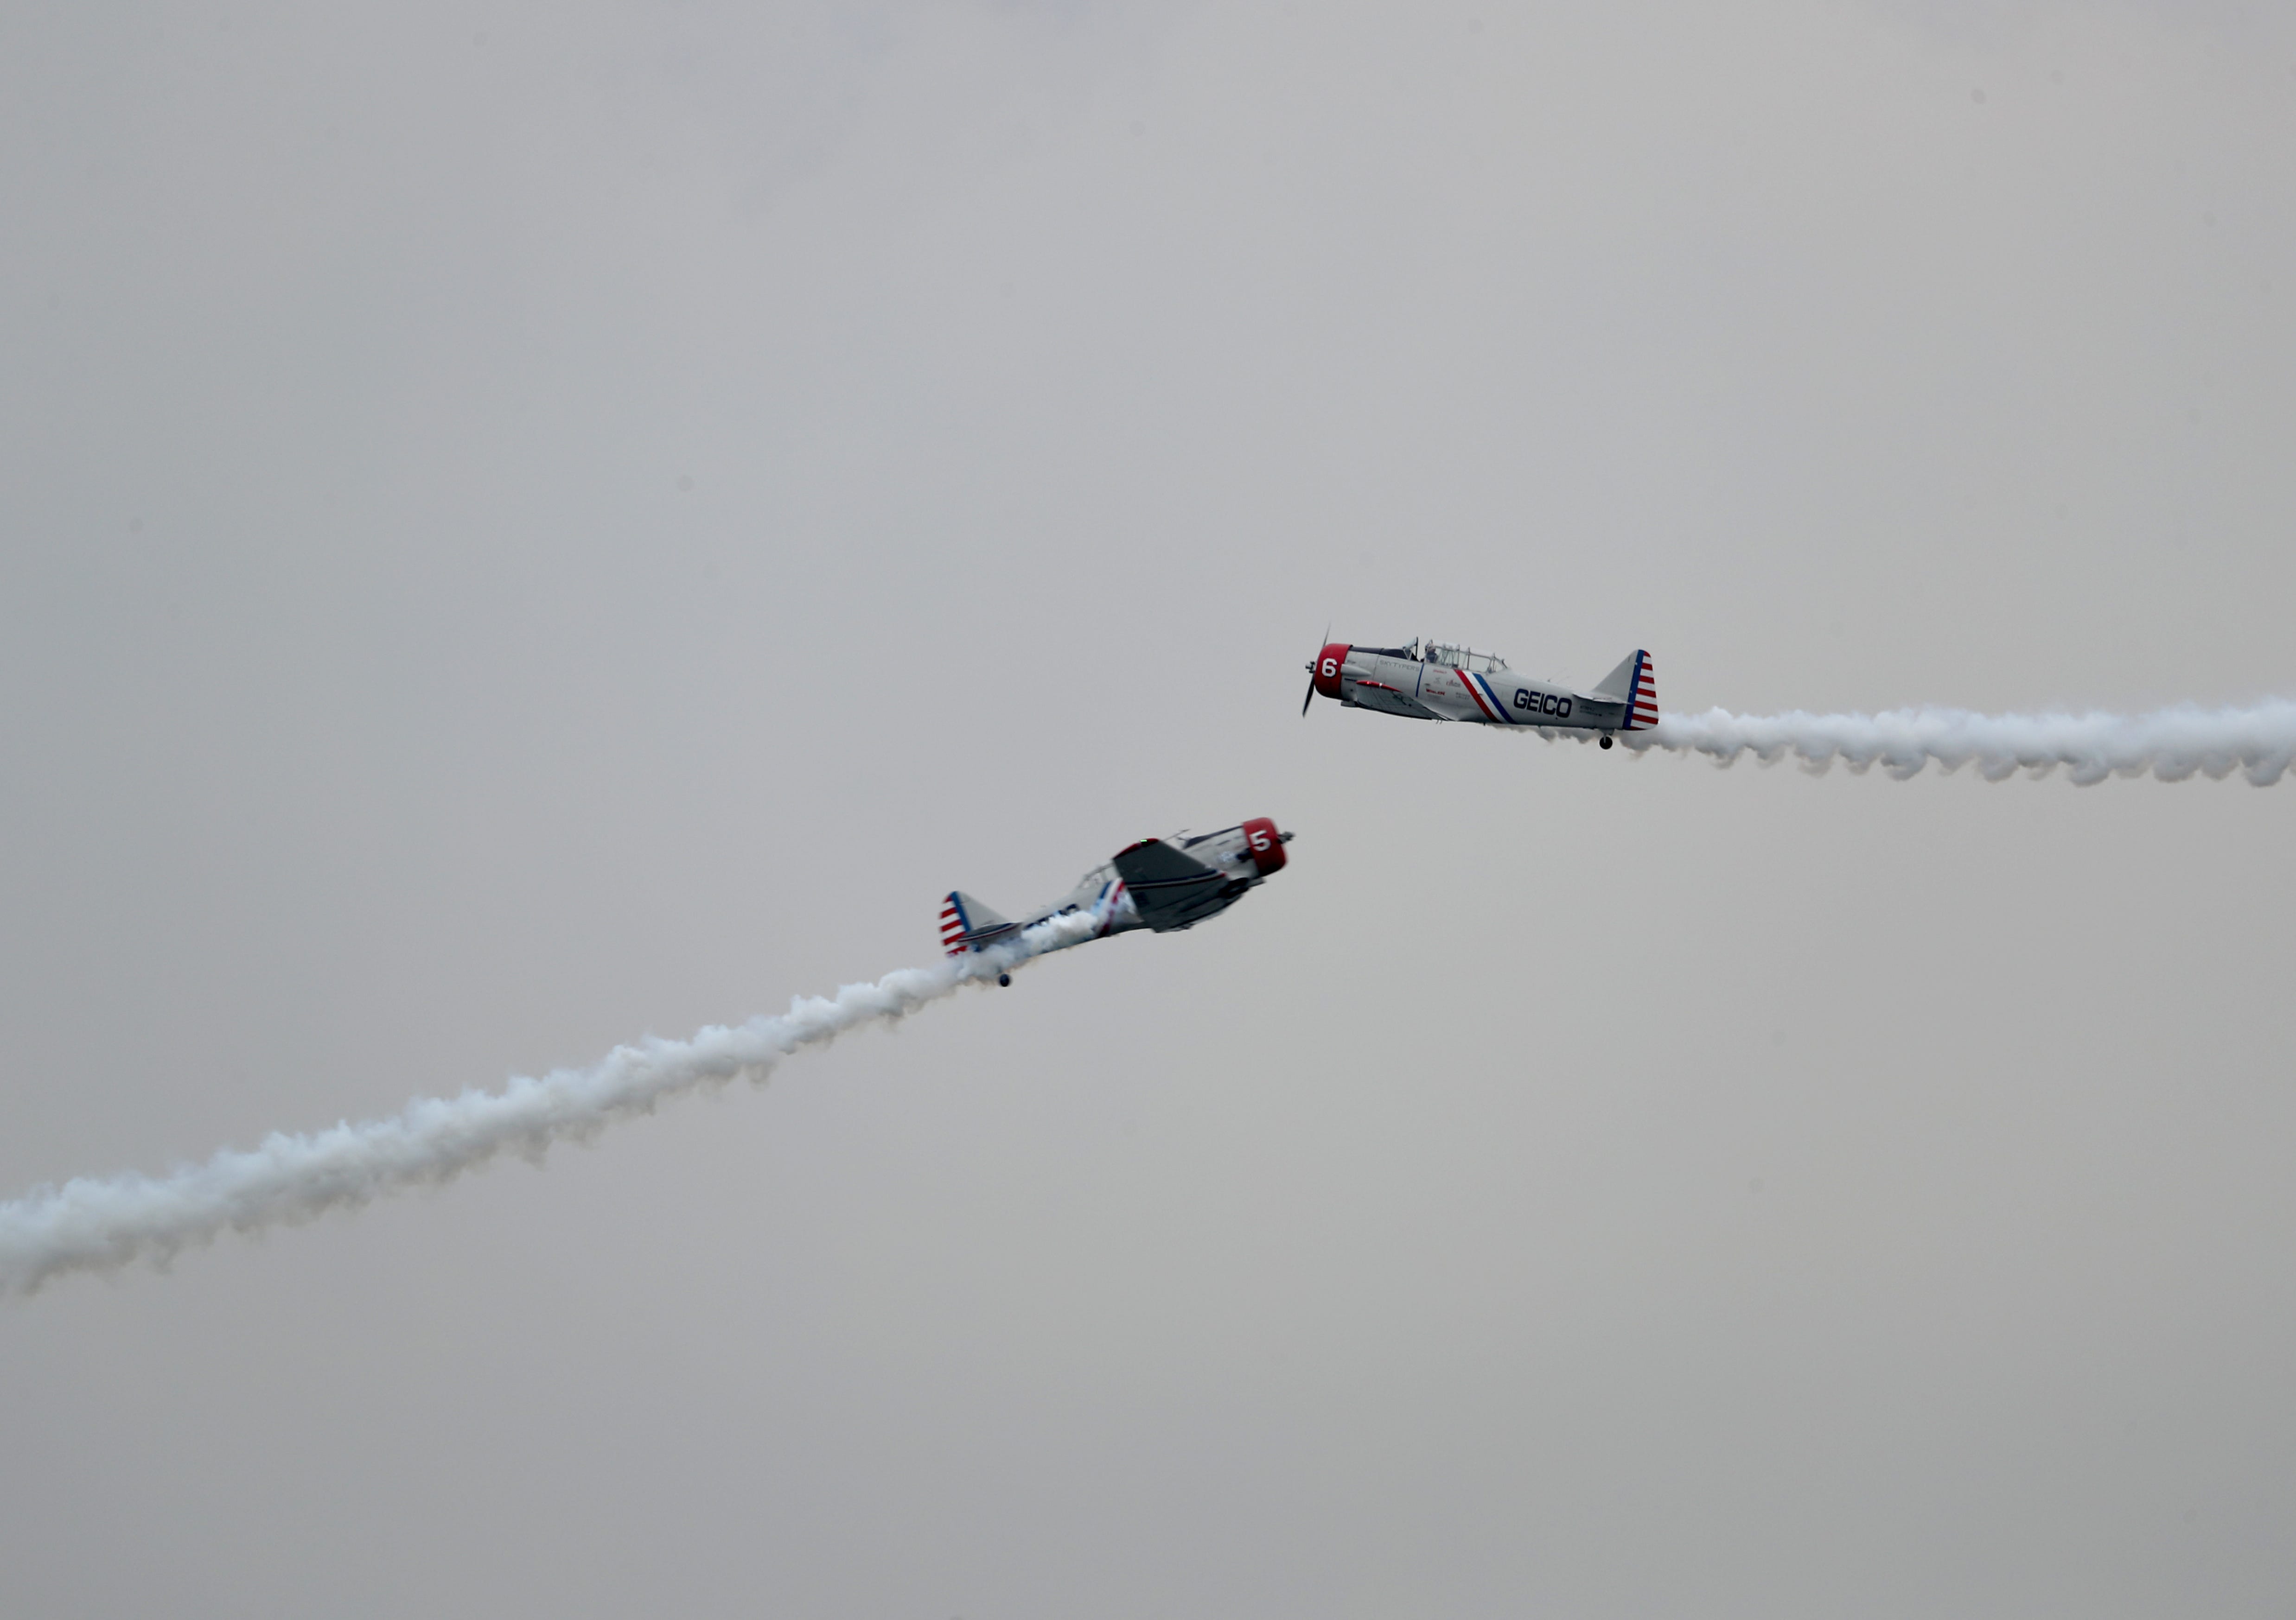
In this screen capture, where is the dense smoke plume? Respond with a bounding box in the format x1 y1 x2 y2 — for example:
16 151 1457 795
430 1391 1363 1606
1618 699 2296 785
0 915 1096 1296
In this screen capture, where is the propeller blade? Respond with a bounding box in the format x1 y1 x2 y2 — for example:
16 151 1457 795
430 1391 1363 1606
1303 621 1332 715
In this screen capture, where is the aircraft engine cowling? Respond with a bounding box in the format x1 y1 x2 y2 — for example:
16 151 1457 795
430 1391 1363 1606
1312 643 1351 700
1241 816 1287 876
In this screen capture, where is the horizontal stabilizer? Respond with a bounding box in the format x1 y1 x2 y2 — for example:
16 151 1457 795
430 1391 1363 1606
938 890 1016 956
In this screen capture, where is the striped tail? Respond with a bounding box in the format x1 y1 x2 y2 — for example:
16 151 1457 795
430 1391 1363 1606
1592 648 1659 731
938 890 1016 956
1623 650 1657 732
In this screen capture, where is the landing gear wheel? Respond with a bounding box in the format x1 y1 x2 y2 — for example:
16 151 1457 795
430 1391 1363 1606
997 972 1012 987
1600 735 1614 750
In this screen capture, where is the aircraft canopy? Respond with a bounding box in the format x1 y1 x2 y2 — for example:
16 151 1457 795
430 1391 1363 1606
1420 641 1509 673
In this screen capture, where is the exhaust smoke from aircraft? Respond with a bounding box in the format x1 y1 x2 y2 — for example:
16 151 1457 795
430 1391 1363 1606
1305 634 2293 783
0 912 1102 1298
1623 699 2296 785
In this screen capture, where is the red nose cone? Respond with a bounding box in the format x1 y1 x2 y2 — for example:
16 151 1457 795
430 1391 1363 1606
1241 817 1287 876
1311 642 1351 699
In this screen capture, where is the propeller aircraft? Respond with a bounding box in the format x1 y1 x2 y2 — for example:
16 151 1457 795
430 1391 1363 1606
940 818 1294 985
1302 637 1657 746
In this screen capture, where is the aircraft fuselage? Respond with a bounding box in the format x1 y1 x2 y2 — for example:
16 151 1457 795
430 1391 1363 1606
1309 639 1656 734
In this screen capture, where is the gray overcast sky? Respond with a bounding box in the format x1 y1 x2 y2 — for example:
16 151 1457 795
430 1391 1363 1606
5 3 2294 1615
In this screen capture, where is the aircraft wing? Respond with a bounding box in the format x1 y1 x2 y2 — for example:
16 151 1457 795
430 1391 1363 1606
1347 679 1442 721
1112 839 1240 933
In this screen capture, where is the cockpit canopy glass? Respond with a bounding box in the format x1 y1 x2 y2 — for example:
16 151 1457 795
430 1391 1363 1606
1423 642 1508 674
1359 639 1512 673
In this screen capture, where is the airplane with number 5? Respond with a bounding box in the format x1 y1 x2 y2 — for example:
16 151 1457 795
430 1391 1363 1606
1302 636 1658 745
940 818 1295 985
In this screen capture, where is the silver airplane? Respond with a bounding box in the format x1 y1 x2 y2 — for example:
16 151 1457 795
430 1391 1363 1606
940 818 1294 985
1303 636 1657 746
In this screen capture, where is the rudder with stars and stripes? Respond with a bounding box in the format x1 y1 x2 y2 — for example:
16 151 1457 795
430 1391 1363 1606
938 890 1014 956
1622 650 1657 732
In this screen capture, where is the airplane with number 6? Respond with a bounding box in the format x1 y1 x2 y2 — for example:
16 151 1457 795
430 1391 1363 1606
1302 636 1658 745
940 818 1295 985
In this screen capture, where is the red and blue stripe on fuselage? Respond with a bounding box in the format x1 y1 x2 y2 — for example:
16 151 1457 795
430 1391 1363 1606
1456 670 1513 723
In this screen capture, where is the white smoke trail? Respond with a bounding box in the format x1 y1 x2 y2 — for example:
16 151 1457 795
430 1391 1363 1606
1614 699 2296 785
0 912 1099 1297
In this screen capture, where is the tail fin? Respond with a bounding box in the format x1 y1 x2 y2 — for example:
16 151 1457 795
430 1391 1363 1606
1593 649 1658 731
938 890 1016 956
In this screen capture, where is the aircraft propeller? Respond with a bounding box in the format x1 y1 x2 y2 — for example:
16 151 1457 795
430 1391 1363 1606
1301 621 1328 717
